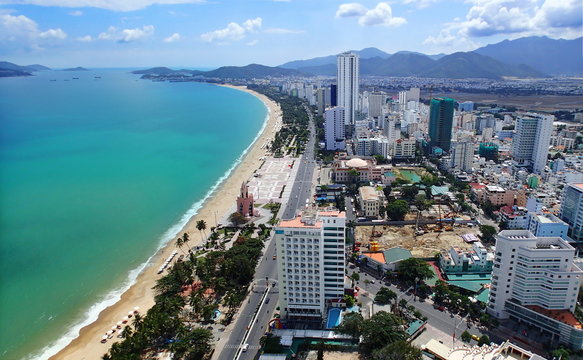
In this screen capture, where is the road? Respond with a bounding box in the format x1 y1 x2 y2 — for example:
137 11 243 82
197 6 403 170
216 104 317 360
281 104 317 220
346 266 489 343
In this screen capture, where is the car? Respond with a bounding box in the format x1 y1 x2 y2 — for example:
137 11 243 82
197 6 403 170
265 297 270 304
370 280 375 284
242 343 249 352
471 334 480 341
272 255 277 260
437 305 445 312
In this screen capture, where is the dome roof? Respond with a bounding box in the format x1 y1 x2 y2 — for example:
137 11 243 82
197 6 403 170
346 158 368 168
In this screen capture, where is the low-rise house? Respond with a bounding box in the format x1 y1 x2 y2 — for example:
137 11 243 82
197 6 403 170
439 241 494 275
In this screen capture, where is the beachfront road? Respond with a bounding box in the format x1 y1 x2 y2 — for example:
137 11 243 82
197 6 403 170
216 106 317 360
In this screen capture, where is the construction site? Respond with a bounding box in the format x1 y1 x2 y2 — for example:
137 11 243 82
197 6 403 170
354 222 478 258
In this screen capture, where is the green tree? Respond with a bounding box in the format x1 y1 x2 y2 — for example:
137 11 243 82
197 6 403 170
478 334 491 346
398 258 433 285
175 235 186 255
372 341 422 360
317 341 325 360
343 294 356 307
551 347 571 360
479 225 497 244
461 330 472 343
401 186 419 201
386 200 409 221
335 312 365 338
374 287 397 305
169 327 213 360
182 232 191 251
229 211 247 227
361 311 407 354
196 220 207 242
350 272 360 287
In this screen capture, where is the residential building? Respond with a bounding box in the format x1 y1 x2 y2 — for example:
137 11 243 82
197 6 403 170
357 186 385 218
368 92 385 119
473 184 515 207
450 140 474 172
236 181 254 217
487 230 583 349
458 101 474 112
512 113 554 174
528 212 569 240
439 242 494 274
428 97 455 152
324 107 346 151
275 210 346 322
337 52 359 134
560 183 583 242
393 139 416 159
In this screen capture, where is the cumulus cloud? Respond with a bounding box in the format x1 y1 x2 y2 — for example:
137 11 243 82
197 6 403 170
425 0 582 50
68 10 83 16
77 35 92 42
246 39 259 46
0 0 206 12
0 13 67 51
98 25 154 43
201 17 262 43
402 0 438 9
336 2 406 27
163 32 180 42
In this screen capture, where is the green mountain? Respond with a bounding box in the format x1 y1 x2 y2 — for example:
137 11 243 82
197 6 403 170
0 61 34 77
62 67 89 71
132 64 301 79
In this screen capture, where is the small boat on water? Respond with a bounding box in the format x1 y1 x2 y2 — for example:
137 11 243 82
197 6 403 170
94 76 101 79
72 77 79 79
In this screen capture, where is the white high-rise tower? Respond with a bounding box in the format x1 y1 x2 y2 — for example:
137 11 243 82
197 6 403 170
337 52 359 135
511 113 553 174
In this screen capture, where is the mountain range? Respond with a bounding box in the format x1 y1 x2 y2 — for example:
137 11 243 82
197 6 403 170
0 61 51 77
280 36 582 78
132 64 302 79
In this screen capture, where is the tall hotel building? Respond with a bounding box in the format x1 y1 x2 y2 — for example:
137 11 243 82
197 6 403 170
337 52 359 136
428 97 455 153
275 210 346 324
324 107 346 151
487 230 583 348
511 113 553 174
560 183 583 242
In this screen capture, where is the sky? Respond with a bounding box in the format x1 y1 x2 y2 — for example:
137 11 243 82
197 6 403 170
0 0 581 68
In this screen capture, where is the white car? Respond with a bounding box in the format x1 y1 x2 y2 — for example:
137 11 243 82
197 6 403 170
242 343 249 352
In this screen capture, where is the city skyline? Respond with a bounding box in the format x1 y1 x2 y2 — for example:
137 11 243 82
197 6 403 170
0 0 581 67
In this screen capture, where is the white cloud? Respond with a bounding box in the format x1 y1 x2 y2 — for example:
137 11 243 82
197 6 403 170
336 2 407 27
77 35 92 42
426 0 583 49
264 27 305 34
68 10 82 16
163 32 180 42
0 0 206 12
246 39 259 46
98 25 154 43
201 17 262 43
402 0 438 9
39 28 67 39
336 3 367 17
0 13 67 51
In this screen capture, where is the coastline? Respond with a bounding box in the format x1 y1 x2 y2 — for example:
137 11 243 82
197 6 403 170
47 84 281 360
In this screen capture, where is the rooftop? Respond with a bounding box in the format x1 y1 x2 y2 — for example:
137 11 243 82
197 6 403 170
525 305 583 328
383 247 412 264
363 251 385 263
278 215 322 229
359 186 380 201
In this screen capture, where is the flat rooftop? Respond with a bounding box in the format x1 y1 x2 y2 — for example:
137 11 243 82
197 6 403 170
526 305 583 328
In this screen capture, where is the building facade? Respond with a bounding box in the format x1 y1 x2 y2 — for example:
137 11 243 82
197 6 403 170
236 182 254 217
324 107 346 151
487 230 583 349
428 97 455 153
560 183 583 242
275 210 346 322
439 241 493 275
450 140 474 172
358 186 385 218
337 52 359 134
512 113 553 174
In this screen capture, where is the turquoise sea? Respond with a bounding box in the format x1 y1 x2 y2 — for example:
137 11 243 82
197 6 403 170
0 70 266 359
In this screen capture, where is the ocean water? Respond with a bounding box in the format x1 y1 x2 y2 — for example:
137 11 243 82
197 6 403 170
0 70 266 359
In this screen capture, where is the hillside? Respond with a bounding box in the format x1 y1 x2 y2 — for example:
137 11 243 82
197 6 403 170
132 64 302 79
0 61 51 77
475 36 583 76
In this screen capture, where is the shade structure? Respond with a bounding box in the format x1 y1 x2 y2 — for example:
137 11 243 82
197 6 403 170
134 306 140 312
116 321 122 328
111 326 117 331
102 335 108 340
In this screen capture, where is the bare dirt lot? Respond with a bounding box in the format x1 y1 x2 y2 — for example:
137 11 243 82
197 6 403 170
305 351 360 360
433 92 583 111
355 224 476 257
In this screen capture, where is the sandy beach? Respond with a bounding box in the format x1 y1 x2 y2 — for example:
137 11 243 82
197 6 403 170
50 84 282 360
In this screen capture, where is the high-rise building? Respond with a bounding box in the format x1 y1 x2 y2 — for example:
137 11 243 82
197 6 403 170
275 210 346 323
511 113 553 174
324 107 346 151
560 183 583 242
368 92 385 119
337 52 359 134
316 88 326 116
459 101 474 112
428 97 455 152
450 140 474 172
330 85 337 107
487 230 583 349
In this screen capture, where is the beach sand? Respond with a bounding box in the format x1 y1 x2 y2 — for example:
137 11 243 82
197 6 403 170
50 85 281 360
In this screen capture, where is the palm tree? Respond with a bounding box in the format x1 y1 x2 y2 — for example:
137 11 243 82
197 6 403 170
182 232 191 251
175 236 186 255
132 313 143 332
121 325 133 339
196 220 207 243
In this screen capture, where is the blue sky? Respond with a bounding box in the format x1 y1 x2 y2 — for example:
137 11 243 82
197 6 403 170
0 0 581 68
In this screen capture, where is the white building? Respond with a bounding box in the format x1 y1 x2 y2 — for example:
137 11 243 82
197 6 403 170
368 92 385 119
528 212 569 240
450 140 474 172
393 139 416 158
560 183 583 242
276 210 346 322
512 113 554 174
358 186 385 218
337 52 359 132
487 230 583 349
324 107 346 151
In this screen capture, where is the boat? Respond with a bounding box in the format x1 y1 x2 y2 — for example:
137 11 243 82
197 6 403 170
94 76 101 79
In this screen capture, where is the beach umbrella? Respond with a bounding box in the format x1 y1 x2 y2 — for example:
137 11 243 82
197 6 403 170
117 321 122 328
111 326 117 332
134 306 140 313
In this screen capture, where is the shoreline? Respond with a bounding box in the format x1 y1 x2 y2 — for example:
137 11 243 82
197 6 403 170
47 84 281 360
